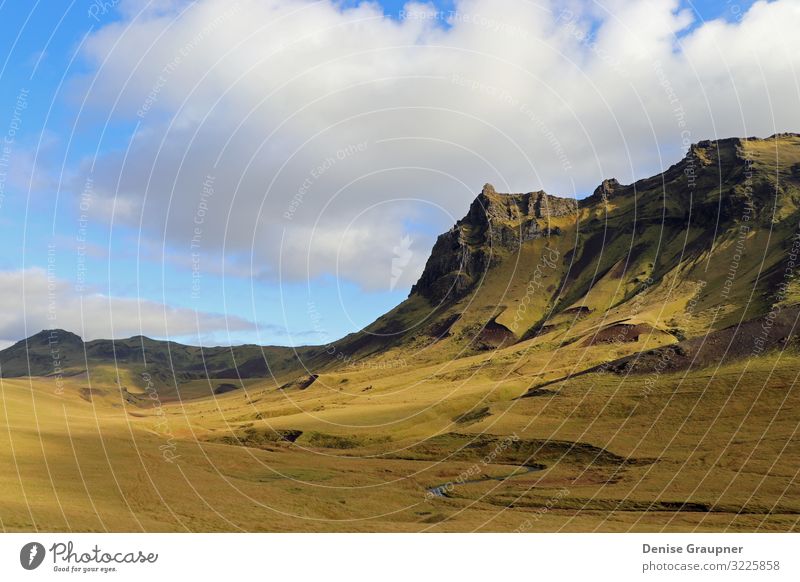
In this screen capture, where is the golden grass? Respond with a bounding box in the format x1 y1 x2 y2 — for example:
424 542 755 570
2 337 797 532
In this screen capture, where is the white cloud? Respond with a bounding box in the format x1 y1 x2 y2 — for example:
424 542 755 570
64 0 800 290
0 268 257 344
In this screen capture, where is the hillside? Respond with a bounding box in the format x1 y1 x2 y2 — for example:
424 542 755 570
327 133 800 373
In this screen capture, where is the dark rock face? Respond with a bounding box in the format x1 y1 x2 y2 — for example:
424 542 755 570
588 178 621 203
408 225 489 303
473 319 515 350
410 183 575 302
469 183 577 223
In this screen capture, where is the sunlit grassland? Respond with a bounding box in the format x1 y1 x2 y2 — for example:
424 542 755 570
2 343 797 532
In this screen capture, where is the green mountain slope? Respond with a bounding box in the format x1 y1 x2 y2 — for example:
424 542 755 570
313 133 800 385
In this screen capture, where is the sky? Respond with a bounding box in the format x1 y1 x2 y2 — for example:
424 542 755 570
0 0 795 349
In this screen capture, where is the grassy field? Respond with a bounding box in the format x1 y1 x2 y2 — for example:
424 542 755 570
2 336 797 532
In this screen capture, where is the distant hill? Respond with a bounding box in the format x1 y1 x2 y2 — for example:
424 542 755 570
0 328 319 396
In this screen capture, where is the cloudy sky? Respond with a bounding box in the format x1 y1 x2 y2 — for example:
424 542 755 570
0 0 796 348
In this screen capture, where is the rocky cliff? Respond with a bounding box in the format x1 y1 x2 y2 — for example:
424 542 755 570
410 183 577 302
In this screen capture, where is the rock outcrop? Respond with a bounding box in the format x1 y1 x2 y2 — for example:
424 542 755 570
410 183 576 302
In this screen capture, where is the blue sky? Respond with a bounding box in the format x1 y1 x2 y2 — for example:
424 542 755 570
0 1 421 346
0 0 785 347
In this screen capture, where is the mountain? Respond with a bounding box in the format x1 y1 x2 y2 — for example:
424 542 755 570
330 132 800 368
4 133 800 393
